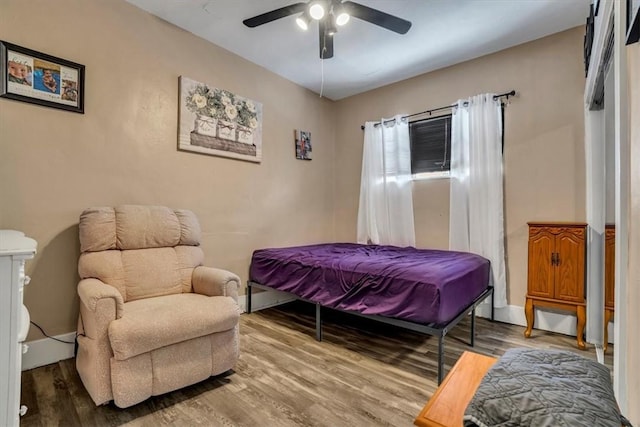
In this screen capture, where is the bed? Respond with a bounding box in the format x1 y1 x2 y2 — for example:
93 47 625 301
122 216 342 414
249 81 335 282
247 243 494 383
464 348 629 426
415 349 629 427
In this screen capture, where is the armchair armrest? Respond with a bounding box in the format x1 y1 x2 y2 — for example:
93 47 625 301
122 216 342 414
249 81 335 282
77 278 124 339
78 278 124 318
76 278 123 406
192 266 240 302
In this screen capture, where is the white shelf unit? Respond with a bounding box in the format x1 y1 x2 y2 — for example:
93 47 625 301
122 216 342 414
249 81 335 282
0 230 37 427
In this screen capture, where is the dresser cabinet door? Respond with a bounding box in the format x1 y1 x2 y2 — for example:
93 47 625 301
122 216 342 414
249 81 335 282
554 229 585 302
604 227 615 308
527 228 555 299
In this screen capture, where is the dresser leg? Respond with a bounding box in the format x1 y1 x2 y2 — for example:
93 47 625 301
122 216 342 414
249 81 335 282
576 305 586 350
524 298 534 338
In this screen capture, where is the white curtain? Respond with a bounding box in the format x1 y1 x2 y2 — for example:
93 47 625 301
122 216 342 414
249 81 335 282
357 115 415 247
449 94 507 308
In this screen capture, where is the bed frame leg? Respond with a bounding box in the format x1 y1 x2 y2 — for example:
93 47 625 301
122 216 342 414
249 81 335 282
491 288 495 322
471 307 476 347
246 282 252 314
316 303 322 341
437 334 445 385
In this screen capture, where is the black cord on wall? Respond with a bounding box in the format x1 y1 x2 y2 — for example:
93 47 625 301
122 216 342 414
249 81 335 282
30 321 76 344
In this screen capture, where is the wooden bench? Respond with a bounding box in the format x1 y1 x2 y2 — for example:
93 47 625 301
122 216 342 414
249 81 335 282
414 351 497 427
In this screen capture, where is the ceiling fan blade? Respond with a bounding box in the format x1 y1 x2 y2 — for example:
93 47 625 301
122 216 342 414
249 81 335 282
318 20 334 59
342 1 412 34
243 2 307 28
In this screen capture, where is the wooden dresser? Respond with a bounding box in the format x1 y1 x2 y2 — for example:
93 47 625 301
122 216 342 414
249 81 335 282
524 222 587 349
604 224 615 352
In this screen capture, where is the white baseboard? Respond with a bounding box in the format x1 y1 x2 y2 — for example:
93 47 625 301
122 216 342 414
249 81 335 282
22 332 76 371
238 289 296 313
21 290 294 371
476 302 614 344
22 294 614 371
244 292 616 345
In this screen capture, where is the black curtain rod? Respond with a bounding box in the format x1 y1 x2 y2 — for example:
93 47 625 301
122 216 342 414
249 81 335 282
360 90 516 130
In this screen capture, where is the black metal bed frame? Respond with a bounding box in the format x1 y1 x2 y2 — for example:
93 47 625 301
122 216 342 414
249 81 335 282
246 281 494 384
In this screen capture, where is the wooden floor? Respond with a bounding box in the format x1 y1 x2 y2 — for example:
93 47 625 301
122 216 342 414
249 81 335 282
20 301 613 427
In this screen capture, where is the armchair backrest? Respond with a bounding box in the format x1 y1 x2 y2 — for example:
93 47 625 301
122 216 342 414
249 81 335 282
78 205 204 302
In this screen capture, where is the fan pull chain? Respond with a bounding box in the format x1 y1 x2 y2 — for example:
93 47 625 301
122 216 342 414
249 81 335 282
320 55 325 98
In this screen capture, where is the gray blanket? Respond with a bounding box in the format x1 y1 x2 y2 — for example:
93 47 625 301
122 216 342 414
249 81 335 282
463 348 626 427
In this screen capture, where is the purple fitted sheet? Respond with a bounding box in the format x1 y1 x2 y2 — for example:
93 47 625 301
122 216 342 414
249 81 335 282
249 243 490 325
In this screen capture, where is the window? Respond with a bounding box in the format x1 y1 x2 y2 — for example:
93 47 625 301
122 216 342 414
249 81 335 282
410 115 451 178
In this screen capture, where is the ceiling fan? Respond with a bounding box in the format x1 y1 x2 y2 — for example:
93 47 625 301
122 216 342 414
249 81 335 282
242 1 412 59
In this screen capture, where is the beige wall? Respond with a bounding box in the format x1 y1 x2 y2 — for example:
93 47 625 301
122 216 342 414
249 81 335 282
0 0 336 339
333 27 586 307
0 1 588 340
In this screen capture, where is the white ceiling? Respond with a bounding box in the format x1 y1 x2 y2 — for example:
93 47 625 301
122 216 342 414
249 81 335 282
127 0 591 100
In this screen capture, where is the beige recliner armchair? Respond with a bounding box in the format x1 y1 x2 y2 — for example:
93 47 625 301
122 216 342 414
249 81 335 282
75 205 240 408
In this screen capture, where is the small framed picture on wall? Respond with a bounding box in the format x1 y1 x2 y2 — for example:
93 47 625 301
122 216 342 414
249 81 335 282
0 41 85 113
295 129 312 160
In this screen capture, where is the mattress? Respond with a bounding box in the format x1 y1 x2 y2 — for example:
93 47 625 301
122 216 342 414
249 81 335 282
249 243 490 325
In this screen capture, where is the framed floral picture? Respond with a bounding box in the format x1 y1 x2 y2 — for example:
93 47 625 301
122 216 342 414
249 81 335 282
0 41 85 113
178 76 263 162
295 129 312 160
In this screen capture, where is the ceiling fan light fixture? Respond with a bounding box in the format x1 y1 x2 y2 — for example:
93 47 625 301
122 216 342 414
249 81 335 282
335 12 349 26
309 2 325 20
333 4 350 26
242 1 413 61
296 13 310 30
